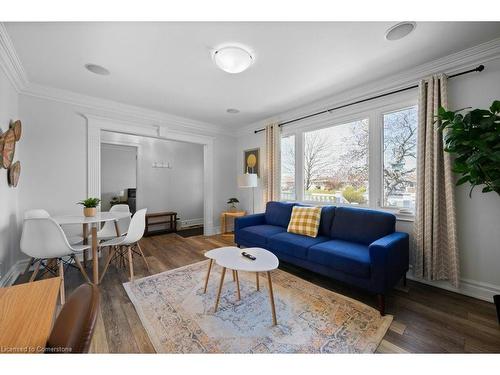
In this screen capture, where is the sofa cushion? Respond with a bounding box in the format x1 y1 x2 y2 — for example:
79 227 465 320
268 232 330 259
295 204 336 237
287 206 322 237
308 240 371 278
265 201 296 228
330 207 395 245
318 205 336 237
237 225 286 247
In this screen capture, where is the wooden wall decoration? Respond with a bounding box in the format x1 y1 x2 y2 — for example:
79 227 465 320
8 161 20 187
1 119 22 188
1 128 15 169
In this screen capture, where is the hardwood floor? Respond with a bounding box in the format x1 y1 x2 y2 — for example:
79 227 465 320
16 233 500 353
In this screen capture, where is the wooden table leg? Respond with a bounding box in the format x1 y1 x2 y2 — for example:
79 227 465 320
58 259 65 305
214 267 227 312
203 259 213 293
82 223 89 267
220 214 226 235
235 270 241 300
256 272 260 291
92 225 99 285
267 271 277 326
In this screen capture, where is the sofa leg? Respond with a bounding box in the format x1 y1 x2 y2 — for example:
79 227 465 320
236 244 241 248
403 274 407 287
377 294 385 316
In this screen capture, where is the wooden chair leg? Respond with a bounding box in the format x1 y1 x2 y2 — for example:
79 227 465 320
73 254 91 283
203 259 214 294
99 246 116 283
136 242 150 272
58 259 65 305
127 246 134 281
29 260 41 282
22 257 35 275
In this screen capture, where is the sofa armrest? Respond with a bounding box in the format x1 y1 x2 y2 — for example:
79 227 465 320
369 232 409 292
234 213 266 231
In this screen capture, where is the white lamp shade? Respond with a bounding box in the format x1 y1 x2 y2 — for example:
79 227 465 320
238 173 258 188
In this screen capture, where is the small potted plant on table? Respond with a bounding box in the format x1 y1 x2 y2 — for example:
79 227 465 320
227 197 240 212
78 197 101 217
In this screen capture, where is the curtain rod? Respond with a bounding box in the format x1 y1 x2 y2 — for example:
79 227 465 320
254 64 485 134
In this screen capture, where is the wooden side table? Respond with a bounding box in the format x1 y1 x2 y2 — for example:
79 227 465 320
220 210 246 236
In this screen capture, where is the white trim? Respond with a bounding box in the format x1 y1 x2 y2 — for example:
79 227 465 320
100 140 142 211
406 271 500 303
0 23 28 92
236 37 500 136
0 23 230 137
85 114 215 236
0 259 30 288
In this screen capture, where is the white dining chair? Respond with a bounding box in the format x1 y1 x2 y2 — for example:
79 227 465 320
99 208 149 282
97 204 131 239
20 209 92 304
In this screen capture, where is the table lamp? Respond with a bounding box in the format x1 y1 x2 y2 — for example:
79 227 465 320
238 173 258 214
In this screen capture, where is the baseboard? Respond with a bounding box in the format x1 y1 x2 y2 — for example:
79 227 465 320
406 272 500 303
0 258 30 288
180 218 203 228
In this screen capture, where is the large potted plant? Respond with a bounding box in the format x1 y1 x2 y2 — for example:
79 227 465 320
77 197 101 217
437 100 500 324
436 100 500 197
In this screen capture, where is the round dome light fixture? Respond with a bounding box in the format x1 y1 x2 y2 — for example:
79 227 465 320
84 63 110 76
226 108 240 114
385 22 416 41
213 46 254 74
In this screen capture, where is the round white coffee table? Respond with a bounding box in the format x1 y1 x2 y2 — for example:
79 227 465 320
203 246 279 325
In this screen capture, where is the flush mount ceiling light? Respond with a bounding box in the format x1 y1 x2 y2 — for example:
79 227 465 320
84 63 110 76
213 46 254 74
385 22 416 41
226 108 240 114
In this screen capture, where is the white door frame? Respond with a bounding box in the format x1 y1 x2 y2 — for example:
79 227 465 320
85 114 215 235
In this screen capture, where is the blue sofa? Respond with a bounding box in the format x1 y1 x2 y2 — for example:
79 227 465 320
234 201 409 314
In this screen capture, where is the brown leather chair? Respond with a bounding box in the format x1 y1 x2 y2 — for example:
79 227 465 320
45 283 100 353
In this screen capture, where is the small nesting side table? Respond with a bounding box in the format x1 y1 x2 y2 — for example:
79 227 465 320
220 210 246 236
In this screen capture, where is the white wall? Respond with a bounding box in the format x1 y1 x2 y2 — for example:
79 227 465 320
0 68 20 284
101 143 137 211
101 131 204 225
235 57 500 300
16 94 236 242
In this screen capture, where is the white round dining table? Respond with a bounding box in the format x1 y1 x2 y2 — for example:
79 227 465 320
53 211 131 285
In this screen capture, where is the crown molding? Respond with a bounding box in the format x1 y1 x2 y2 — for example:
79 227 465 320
0 22 232 138
21 82 232 136
0 23 29 92
235 37 500 136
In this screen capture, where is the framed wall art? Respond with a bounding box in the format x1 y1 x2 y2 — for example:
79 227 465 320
243 148 260 176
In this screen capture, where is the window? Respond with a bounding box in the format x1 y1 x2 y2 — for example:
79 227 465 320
383 106 418 211
303 119 369 205
280 134 295 200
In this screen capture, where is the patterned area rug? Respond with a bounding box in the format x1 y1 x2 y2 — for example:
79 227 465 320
123 260 392 353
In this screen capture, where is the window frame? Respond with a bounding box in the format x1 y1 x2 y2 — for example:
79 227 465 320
380 105 419 212
278 92 417 221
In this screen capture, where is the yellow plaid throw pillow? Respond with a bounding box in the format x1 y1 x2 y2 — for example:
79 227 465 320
287 206 322 238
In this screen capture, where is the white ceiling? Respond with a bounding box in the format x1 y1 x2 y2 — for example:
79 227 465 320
5 22 500 128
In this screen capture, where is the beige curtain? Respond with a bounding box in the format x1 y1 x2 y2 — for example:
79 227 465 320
414 74 460 287
264 121 281 202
